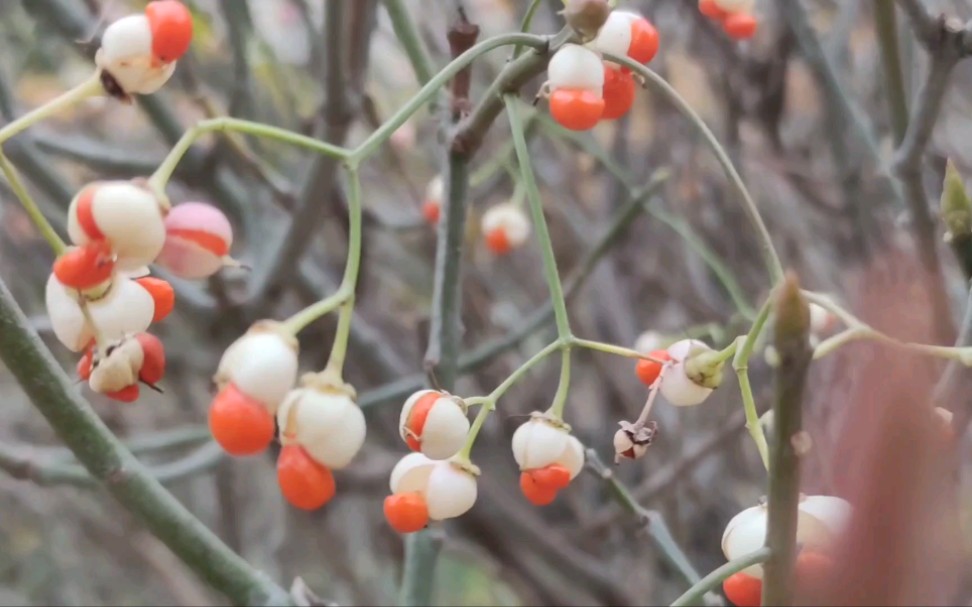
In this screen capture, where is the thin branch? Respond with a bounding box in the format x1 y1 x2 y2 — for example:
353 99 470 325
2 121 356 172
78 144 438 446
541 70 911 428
398 529 445 606
761 274 812 606
670 548 771 607
874 0 910 144
0 278 291 607
383 0 436 86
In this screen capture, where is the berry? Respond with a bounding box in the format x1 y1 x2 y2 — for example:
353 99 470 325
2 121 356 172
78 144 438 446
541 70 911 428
723 12 758 40
530 463 572 490
215 322 299 409
422 200 441 224
794 551 834 593
400 390 469 460
106 384 140 403
723 572 761 607
277 384 366 469
698 0 729 20
511 416 585 479
135 333 166 385
635 349 671 387
602 66 636 120
156 202 234 279
548 44 605 91
277 445 336 510
519 471 559 506
209 383 276 456
53 241 115 290
67 182 166 271
77 344 95 380
97 14 177 95
422 176 443 225
660 339 715 406
389 454 479 521
481 204 531 255
46 274 155 352
384 493 430 533
627 17 660 64
135 276 175 323
145 1 193 63
549 88 604 131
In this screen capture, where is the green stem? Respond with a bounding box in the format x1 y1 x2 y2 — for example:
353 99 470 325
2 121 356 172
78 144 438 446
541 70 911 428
456 399 493 462
147 117 352 194
0 73 103 145
327 299 355 375
571 337 646 359
669 548 772 607
511 0 545 59
352 33 548 162
327 167 364 375
548 348 572 419
733 297 775 470
606 54 784 285
398 530 444 607
0 153 66 254
506 96 571 339
383 0 435 86
488 340 563 401
874 0 909 144
281 288 349 335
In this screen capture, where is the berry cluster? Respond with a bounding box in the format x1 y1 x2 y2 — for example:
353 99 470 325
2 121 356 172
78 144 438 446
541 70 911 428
546 10 659 131
698 0 759 40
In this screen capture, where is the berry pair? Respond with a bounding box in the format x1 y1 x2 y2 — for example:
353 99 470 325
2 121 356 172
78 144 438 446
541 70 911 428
513 415 584 506
698 0 759 40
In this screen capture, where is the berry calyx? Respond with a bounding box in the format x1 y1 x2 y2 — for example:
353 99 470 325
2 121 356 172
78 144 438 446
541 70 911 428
723 12 758 40
135 276 175 323
277 445 336 510
384 493 430 533
145 1 193 63
635 349 672 386
602 66 636 120
53 241 115 290
549 88 604 131
135 333 166 385
209 383 276 456
722 572 761 607
627 17 660 64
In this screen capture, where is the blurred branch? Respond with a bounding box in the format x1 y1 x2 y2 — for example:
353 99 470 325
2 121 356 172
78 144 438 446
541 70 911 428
762 274 812 606
31 131 161 175
0 278 291 606
874 0 909 144
383 0 436 85
585 449 714 600
398 528 445 606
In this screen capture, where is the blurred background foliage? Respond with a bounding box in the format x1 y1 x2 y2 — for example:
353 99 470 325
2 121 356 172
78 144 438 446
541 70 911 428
1 0 972 605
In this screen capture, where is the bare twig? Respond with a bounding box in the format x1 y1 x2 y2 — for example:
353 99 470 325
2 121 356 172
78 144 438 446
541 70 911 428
0 278 291 606
761 274 812 606
874 0 910 144
383 0 436 86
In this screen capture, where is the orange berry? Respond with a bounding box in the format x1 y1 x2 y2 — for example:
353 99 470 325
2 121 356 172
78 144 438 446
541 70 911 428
530 464 572 490
602 66 636 120
404 391 438 452
520 470 559 506
145 1 193 63
135 333 166 385
77 342 95 380
549 88 604 131
277 445 336 510
628 18 660 64
53 241 115 290
635 349 671 386
698 0 729 20
723 12 758 40
422 200 440 224
795 551 834 595
722 571 762 607
136 276 175 323
384 493 430 533
485 227 513 255
106 384 140 403
208 383 275 456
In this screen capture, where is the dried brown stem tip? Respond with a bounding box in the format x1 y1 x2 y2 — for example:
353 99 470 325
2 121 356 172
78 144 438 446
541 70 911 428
562 0 611 42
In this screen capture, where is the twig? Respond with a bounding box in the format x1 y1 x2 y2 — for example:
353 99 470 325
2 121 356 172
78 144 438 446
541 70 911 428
0 278 292 607
447 8 481 121
761 273 812 606
669 548 771 607
398 529 445 607
874 0 910 144
383 0 436 86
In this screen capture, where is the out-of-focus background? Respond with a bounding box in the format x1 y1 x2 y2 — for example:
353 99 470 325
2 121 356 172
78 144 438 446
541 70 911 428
1 0 971 605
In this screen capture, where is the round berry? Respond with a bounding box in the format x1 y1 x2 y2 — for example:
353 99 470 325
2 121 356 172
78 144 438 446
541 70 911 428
384 493 430 533
277 445 336 510
530 464 572 490
602 66 637 120
157 202 233 279
135 276 175 323
135 333 166 385
723 12 758 40
723 572 762 607
519 471 559 506
106 384 141 403
698 0 729 20
209 383 276 456
549 88 604 131
627 17 660 64
52 241 115 290
635 349 671 386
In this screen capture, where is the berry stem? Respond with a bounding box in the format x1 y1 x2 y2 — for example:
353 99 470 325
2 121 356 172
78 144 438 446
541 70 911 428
635 365 667 426
733 296 775 471
548 347 572 419
281 287 349 335
455 398 493 462
572 336 664 361
146 117 353 196
669 547 772 607
488 340 563 402
510 0 545 59
324 166 364 377
0 153 66 255
0 72 103 145
605 54 785 287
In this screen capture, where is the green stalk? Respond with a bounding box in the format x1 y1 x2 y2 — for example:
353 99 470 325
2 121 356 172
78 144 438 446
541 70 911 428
325 167 364 375
733 297 775 470
669 548 772 607
0 153 66 254
0 73 103 144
